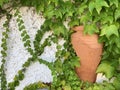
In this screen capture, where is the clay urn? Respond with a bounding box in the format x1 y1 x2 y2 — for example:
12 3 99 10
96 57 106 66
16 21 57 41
71 26 103 82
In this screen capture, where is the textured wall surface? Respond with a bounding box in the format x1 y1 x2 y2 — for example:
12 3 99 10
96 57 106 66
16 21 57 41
0 7 107 90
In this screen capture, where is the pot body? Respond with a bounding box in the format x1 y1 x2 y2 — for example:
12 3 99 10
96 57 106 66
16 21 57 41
71 26 103 82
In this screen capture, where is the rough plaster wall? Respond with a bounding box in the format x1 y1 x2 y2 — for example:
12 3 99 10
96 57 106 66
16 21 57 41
0 7 54 90
0 7 107 90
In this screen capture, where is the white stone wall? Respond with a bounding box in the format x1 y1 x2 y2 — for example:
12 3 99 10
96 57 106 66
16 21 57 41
0 7 54 90
0 7 106 90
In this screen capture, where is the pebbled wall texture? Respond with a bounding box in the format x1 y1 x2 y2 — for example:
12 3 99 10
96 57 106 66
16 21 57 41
0 7 107 90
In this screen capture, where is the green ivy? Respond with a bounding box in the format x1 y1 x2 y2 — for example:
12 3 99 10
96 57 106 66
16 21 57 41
0 0 9 6
24 82 49 90
0 14 12 90
1 0 120 90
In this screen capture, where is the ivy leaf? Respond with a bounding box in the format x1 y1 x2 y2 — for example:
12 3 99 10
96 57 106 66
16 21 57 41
54 60 63 73
100 25 119 39
50 0 58 5
53 25 64 36
51 23 67 36
25 40 31 47
102 15 113 24
63 85 71 90
8 82 15 89
19 25 25 31
43 5 54 19
21 30 27 37
95 0 109 14
96 62 115 79
64 52 70 59
100 11 114 24
54 10 62 18
27 48 33 55
0 0 4 6
0 0 8 6
80 12 92 24
93 85 101 90
115 5 120 20
73 60 80 67
71 57 80 67
113 75 120 90
36 2 44 12
1 50 7 57
18 73 24 80
60 1 74 18
68 19 79 27
66 9 74 17
103 82 116 90
77 4 87 15
3 45 7 50
84 24 99 35
109 0 118 7
89 1 95 14
61 80 66 86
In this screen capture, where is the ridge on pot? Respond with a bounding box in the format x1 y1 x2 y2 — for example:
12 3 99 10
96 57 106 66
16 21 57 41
71 26 103 83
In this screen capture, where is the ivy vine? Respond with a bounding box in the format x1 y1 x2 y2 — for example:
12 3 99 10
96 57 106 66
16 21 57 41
0 13 11 90
0 0 120 90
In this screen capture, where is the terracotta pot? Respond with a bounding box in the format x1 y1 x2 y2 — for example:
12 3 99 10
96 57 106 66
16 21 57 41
71 26 103 82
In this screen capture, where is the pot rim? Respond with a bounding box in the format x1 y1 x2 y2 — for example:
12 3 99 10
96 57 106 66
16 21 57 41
72 26 84 31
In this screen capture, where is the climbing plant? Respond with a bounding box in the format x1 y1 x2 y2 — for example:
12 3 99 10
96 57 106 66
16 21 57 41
0 13 11 90
0 0 120 90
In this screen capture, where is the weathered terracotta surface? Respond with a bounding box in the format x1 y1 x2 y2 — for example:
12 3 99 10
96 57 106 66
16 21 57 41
71 26 103 82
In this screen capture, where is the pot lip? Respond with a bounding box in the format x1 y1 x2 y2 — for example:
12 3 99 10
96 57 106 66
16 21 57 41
72 25 84 31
